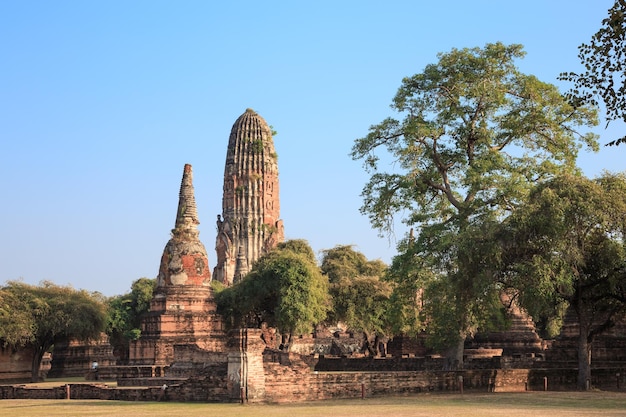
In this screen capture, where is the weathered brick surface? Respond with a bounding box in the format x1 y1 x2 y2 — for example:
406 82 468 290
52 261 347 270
261 353 530 402
313 356 506 372
128 164 228 367
0 346 36 382
48 334 115 378
3 364 626 402
214 109 284 286
0 347 51 382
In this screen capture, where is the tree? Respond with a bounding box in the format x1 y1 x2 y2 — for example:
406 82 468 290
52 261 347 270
502 173 626 390
106 277 156 363
320 245 391 356
351 42 599 367
216 239 329 350
559 0 626 146
275 238 318 264
0 281 108 381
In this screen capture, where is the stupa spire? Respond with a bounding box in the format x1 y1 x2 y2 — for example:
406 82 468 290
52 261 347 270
173 163 200 236
129 163 224 366
155 163 211 288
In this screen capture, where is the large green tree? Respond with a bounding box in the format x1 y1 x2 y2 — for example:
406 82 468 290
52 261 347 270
502 173 626 390
351 42 598 367
216 239 329 350
0 281 108 381
559 0 626 146
320 245 390 356
106 277 156 363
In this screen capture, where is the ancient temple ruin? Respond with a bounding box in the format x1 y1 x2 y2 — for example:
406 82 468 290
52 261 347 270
129 164 227 366
213 108 284 286
8 109 626 400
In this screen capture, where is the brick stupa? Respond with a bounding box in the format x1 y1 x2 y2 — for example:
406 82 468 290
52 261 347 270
129 164 226 366
214 108 284 286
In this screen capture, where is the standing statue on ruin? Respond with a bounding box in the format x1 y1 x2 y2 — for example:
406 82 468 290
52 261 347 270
213 108 284 286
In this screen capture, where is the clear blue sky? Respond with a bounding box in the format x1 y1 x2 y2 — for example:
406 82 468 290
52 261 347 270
1 1 623 296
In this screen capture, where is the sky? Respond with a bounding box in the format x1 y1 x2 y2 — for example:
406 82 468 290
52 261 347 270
1 1 623 297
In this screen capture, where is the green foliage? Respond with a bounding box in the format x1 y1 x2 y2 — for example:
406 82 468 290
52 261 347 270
0 288 37 347
216 240 329 346
320 246 390 352
559 0 626 146
351 42 599 361
0 281 108 347
0 280 108 381
276 239 317 264
210 279 226 293
384 243 431 336
320 244 387 284
504 173 626 316
251 139 264 153
106 277 156 362
503 173 626 389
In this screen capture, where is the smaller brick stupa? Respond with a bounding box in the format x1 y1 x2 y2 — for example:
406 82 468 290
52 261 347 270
129 164 227 366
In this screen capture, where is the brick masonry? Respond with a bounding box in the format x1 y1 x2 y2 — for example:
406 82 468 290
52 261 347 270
4 328 626 402
4 366 626 402
214 109 284 286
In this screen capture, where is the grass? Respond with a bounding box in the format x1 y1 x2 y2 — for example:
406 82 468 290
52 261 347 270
20 377 117 388
1 391 626 417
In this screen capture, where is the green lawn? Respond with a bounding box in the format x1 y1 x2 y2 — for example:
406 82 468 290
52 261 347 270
1 392 626 417
21 377 117 388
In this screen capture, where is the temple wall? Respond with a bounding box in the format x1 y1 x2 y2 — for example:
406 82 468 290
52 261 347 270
6 366 626 402
4 334 626 402
48 334 115 379
0 346 43 382
0 346 51 383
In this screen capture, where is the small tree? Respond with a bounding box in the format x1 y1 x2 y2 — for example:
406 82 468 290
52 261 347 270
275 239 318 264
321 245 391 355
216 239 329 350
0 281 108 381
503 173 626 390
559 0 626 146
106 277 156 363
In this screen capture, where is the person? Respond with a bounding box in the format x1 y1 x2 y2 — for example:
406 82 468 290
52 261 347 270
159 383 168 401
91 361 99 380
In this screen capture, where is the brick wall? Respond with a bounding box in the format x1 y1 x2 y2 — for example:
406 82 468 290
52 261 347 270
261 357 531 403
2 366 625 402
3 337 626 402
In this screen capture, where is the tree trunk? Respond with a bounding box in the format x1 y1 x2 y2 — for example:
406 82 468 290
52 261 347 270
30 345 46 383
362 331 379 357
282 333 293 352
444 336 465 370
577 323 592 390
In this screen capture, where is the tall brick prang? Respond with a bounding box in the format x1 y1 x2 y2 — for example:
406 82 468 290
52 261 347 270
214 109 284 286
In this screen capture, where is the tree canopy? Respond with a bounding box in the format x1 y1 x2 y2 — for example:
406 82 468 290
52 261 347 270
351 42 599 367
559 0 626 146
216 239 329 349
320 245 390 355
106 277 156 363
502 173 626 390
0 281 108 381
